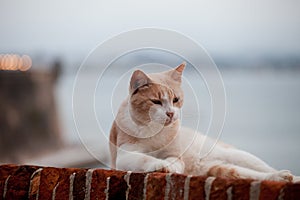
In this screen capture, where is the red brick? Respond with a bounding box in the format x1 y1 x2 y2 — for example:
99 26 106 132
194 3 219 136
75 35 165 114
210 178 235 200
73 169 88 200
28 168 42 200
49 168 81 200
5 165 39 199
90 169 127 200
188 176 206 200
146 173 167 200
108 171 128 200
1 165 300 200
281 182 300 200
0 164 19 200
167 173 186 200
38 167 60 199
90 169 109 200
259 180 286 200
128 172 147 200
231 179 251 200
0 164 19 179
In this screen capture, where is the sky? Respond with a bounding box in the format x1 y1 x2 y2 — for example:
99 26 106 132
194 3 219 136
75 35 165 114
0 0 300 64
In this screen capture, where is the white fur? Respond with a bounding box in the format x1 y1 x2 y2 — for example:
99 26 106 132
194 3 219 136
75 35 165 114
116 121 294 181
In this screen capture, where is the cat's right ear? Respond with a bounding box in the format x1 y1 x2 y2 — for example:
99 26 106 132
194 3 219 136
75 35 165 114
168 62 186 82
130 70 151 94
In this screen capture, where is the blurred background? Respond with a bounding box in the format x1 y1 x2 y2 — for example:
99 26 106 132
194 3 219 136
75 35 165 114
0 0 299 174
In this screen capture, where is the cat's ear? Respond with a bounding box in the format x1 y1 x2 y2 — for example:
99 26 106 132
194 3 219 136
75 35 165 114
130 70 151 93
169 62 186 82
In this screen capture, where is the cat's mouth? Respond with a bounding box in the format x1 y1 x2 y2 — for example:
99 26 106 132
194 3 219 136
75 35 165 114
164 121 171 126
164 118 176 126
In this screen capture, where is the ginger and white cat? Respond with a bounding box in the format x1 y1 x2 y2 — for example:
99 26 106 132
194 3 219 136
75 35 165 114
109 63 295 182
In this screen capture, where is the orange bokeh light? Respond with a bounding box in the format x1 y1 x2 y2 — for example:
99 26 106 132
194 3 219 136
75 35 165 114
0 54 32 71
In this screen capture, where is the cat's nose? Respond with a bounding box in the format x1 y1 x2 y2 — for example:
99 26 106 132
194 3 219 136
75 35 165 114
166 111 174 119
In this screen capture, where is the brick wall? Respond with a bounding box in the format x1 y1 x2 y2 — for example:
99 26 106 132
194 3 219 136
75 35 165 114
0 164 299 200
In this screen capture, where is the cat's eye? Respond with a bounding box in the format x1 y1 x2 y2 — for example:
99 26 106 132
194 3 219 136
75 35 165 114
151 99 162 105
173 97 179 103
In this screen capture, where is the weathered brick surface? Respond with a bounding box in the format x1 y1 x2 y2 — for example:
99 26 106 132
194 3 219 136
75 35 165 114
128 172 147 200
281 182 300 200
28 168 42 200
51 168 81 200
259 180 286 200
189 176 206 199
210 178 235 200
4 165 38 199
167 173 186 200
231 178 251 200
108 171 127 200
89 169 107 200
73 169 88 200
146 173 167 200
90 169 127 200
38 167 60 199
0 164 19 200
1 164 300 200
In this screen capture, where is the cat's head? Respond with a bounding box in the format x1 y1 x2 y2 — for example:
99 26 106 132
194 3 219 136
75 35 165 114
128 63 185 128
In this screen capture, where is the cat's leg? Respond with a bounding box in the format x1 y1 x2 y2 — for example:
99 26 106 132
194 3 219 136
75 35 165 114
116 144 184 173
211 146 276 173
293 176 300 183
165 156 185 173
206 162 293 182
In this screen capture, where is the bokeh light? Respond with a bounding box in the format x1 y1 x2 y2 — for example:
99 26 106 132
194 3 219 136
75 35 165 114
0 54 32 71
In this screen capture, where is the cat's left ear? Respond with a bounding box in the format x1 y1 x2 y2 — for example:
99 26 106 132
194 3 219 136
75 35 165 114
169 62 186 82
130 70 152 94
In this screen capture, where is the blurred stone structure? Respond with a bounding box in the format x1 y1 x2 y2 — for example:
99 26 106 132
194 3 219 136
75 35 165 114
0 65 62 162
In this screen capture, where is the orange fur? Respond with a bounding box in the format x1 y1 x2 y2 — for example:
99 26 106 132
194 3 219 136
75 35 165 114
207 165 240 179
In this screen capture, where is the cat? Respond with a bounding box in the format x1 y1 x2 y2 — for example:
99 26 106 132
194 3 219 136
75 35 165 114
109 63 295 182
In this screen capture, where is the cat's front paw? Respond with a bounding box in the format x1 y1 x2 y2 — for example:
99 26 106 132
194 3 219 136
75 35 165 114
146 160 182 173
266 170 293 182
146 160 170 172
293 176 300 183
